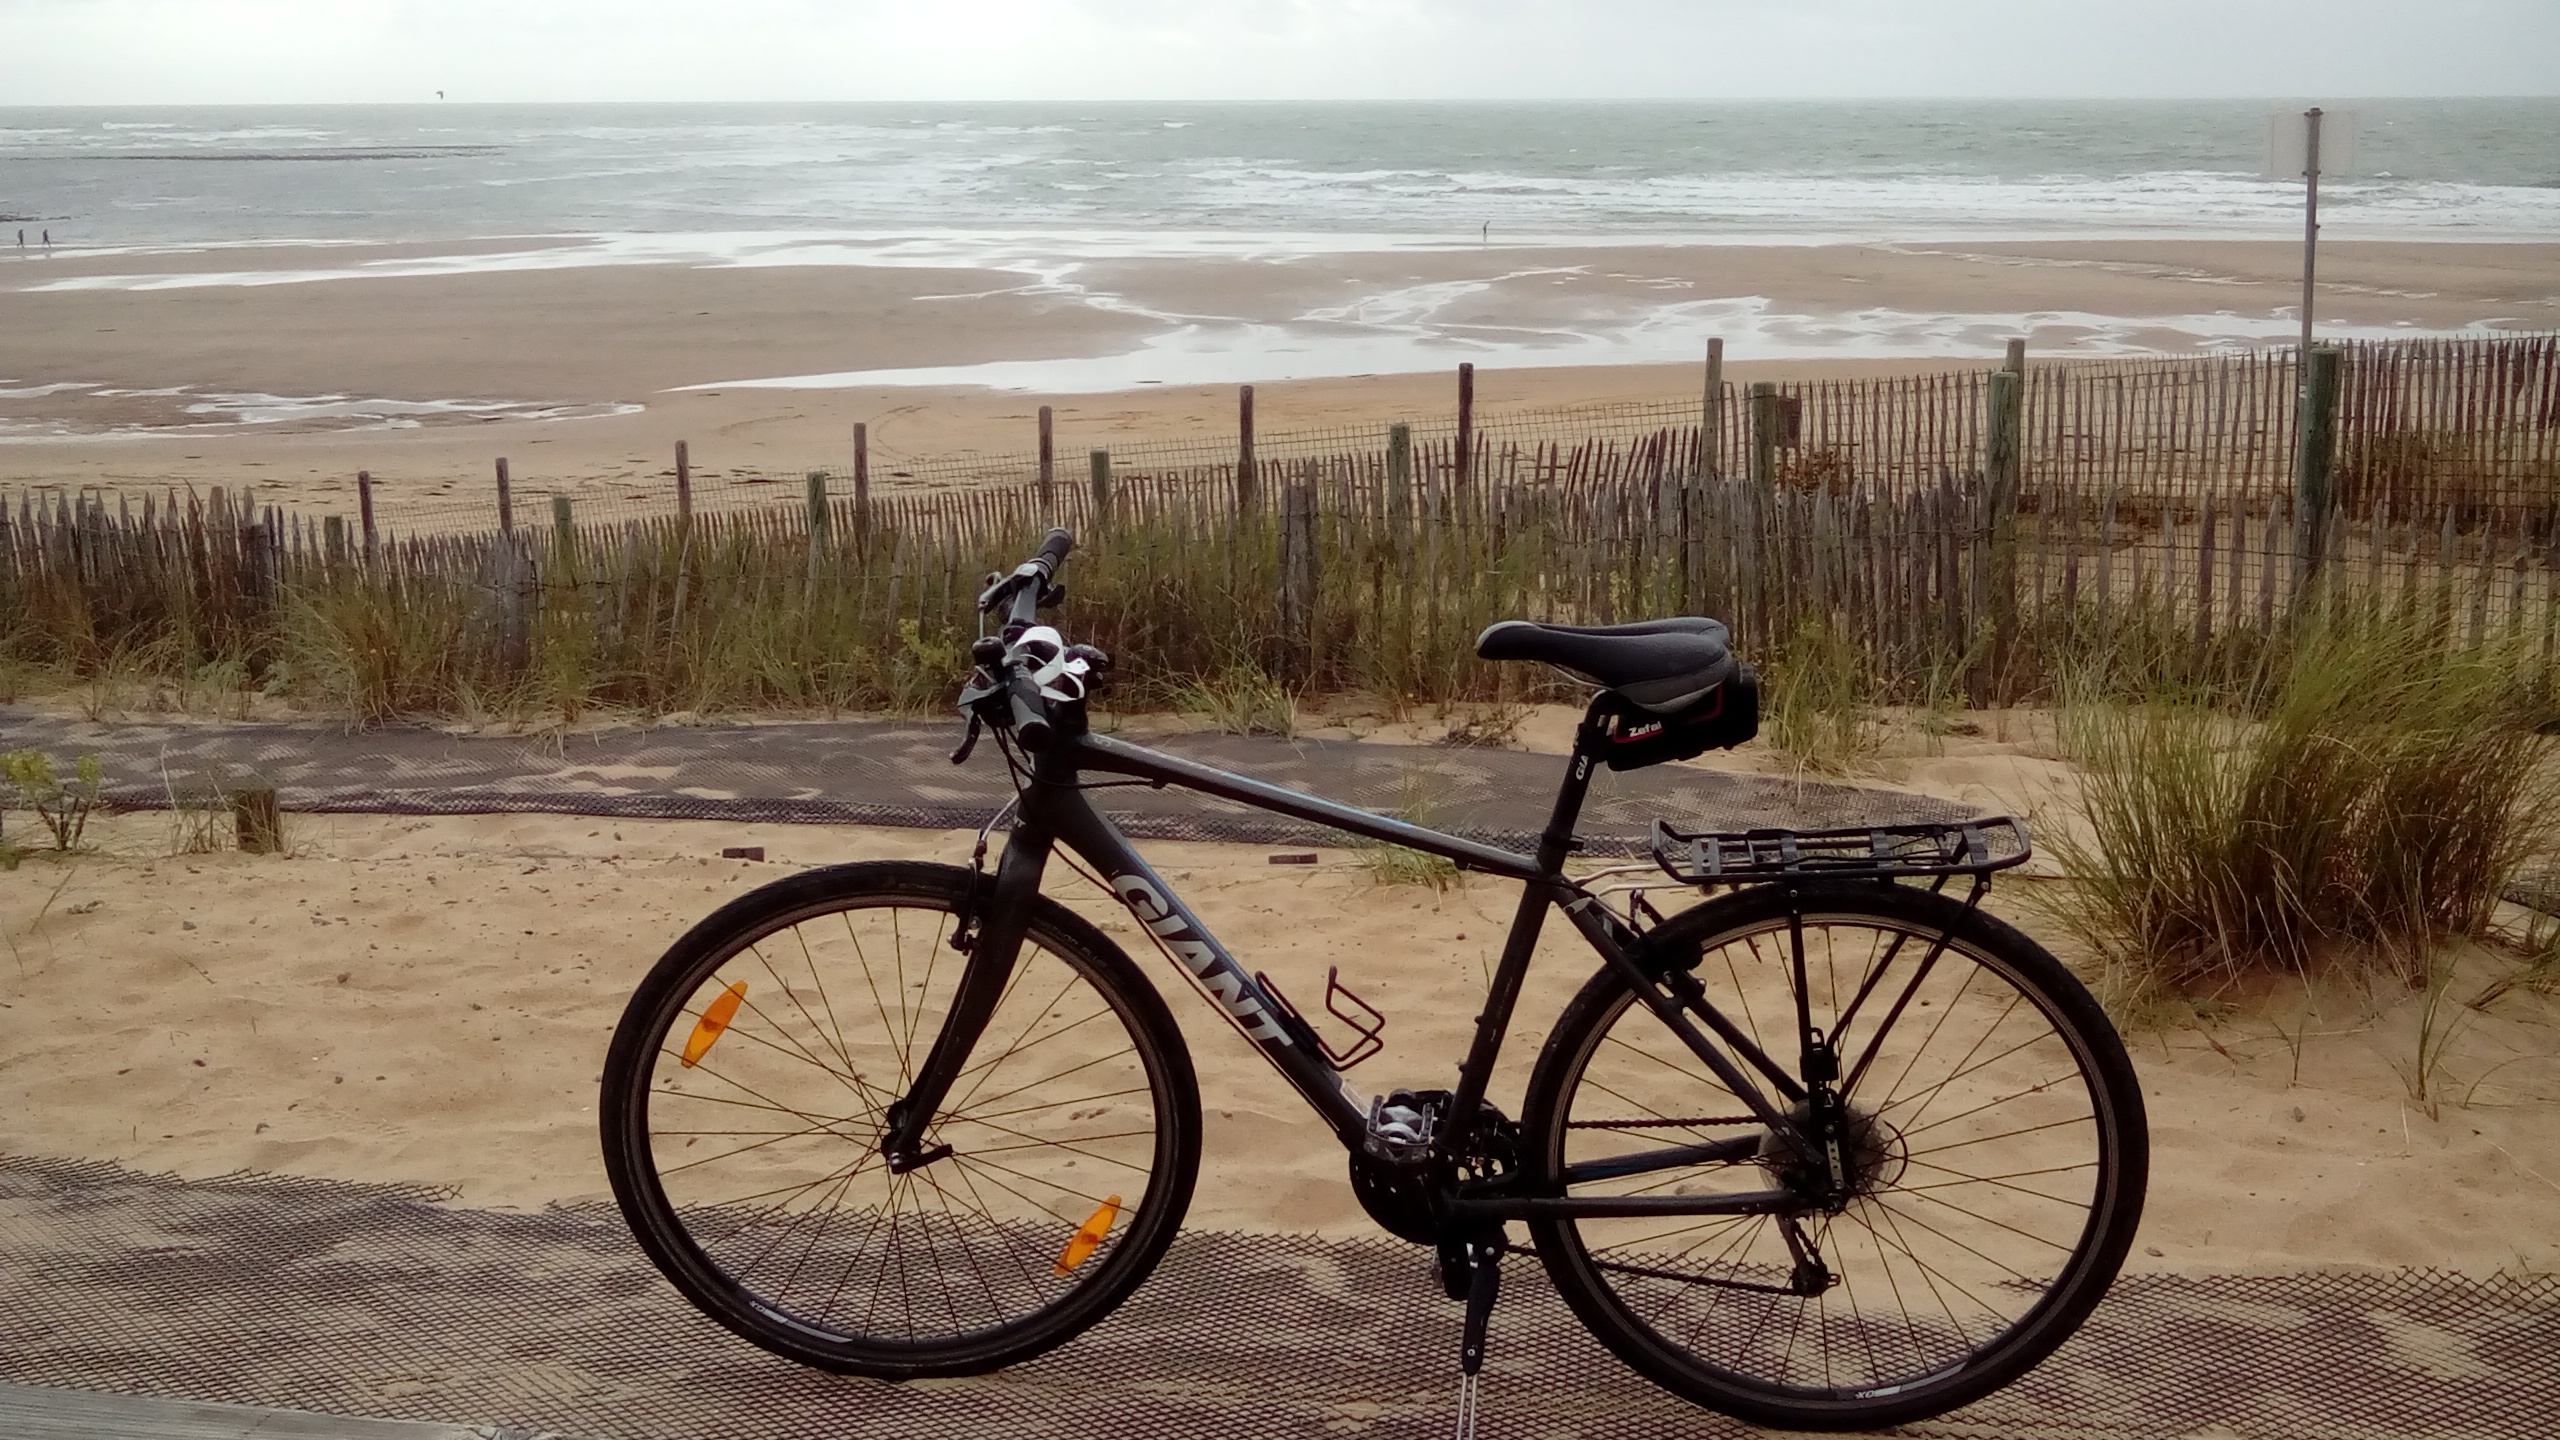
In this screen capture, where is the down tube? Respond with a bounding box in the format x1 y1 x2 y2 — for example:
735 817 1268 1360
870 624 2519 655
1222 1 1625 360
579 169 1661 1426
1048 795 1372 1143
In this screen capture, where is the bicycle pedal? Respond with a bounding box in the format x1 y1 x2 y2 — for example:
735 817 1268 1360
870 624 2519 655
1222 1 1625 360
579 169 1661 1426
1361 1088 1438 1163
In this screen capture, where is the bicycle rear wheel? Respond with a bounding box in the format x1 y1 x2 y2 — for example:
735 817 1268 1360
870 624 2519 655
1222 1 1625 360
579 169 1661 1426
1521 882 2146 1431
601 860 1200 1376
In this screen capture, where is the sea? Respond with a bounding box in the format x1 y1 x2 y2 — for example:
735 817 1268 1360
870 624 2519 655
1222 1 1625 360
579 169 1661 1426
6 99 2556 250
1 100 2555 409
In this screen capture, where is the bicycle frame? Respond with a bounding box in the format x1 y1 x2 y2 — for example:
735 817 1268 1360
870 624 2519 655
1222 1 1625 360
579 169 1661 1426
882 697 1818 1223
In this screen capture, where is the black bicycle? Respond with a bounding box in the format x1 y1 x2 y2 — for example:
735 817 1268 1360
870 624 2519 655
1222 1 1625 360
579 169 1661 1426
600 529 2148 1432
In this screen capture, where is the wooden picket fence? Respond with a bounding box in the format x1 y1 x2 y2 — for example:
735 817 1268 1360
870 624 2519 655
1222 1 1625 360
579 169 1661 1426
5 333 2555 713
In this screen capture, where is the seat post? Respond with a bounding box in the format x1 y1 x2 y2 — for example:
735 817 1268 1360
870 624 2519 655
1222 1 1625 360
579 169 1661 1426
1532 697 1613 875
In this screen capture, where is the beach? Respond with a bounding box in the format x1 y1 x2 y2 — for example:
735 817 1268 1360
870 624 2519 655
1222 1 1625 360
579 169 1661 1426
3 708 2555 1274
4 235 2555 519
6 96 2558 1294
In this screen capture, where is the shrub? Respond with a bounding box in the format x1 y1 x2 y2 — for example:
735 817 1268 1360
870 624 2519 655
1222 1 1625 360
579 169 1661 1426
3 749 105 852
2050 612 2559 999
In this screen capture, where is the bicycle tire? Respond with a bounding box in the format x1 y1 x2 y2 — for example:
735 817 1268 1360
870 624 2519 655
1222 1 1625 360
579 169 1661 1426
1520 881 2146 1430
601 860 1201 1376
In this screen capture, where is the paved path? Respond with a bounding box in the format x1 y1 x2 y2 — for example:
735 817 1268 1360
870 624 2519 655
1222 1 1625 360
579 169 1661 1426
0 710 1971 854
2 1157 2552 1440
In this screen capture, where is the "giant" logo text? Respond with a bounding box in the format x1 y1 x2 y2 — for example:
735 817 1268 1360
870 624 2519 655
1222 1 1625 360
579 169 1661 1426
1110 874 1290 1045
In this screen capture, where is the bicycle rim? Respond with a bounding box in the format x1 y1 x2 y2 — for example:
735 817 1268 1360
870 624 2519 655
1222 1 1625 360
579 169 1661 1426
623 883 1183 1359
1529 890 2143 1422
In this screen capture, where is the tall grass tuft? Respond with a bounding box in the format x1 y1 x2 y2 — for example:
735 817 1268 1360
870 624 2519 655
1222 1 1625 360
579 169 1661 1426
2050 610 2560 1001
1764 613 1879 774
1171 659 1298 738
1353 769 1461 890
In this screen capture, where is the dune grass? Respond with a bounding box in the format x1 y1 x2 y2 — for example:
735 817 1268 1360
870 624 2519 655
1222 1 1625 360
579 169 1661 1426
2045 608 2560 1005
1762 612 1882 774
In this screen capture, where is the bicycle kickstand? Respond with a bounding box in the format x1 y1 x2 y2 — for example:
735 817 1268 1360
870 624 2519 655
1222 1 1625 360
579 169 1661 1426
1451 1239 1502 1440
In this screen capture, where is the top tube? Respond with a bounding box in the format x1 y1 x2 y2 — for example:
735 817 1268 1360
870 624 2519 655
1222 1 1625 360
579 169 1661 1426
1066 731 1556 885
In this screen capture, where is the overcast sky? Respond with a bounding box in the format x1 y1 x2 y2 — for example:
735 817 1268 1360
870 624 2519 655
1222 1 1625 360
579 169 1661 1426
6 0 2557 105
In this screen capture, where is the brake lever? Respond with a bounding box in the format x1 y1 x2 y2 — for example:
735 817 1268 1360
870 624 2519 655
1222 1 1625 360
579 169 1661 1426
949 712 983 766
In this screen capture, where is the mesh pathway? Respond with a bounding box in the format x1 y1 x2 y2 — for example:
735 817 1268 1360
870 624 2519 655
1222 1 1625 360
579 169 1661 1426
2 1157 2554 1440
0 711 1970 854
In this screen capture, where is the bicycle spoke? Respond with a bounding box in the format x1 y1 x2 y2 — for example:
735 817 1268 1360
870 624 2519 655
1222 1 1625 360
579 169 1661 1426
955 1083 1152 1126
1892 1060 2086 1139
1549 897 2131 1412
627 884 1178 1354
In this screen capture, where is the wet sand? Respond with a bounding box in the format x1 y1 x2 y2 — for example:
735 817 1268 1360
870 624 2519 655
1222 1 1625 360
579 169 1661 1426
2 237 2551 522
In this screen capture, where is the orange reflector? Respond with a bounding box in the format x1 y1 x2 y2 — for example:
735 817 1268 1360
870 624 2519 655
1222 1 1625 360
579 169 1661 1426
1052 1194 1123 1276
680 982 747 1068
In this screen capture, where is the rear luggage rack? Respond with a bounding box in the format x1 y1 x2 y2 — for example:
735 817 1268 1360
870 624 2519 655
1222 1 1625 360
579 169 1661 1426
1649 816 2031 888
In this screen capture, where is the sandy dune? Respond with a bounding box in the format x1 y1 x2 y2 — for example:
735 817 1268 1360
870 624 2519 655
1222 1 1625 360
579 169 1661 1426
3 714 2553 1275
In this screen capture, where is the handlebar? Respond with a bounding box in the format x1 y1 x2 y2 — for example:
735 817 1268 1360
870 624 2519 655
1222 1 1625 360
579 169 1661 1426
1005 667 1054 750
980 527 1076 632
962 528 1079 753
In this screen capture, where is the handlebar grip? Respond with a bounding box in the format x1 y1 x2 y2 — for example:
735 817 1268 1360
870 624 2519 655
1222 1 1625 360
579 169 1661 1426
1035 528 1075 571
1006 668 1053 750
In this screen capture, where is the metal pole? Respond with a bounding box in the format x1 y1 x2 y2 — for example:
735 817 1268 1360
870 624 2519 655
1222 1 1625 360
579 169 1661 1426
2299 106 2322 359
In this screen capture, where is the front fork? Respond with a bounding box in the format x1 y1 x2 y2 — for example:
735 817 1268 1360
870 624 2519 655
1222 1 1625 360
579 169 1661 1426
878 820 1055 1170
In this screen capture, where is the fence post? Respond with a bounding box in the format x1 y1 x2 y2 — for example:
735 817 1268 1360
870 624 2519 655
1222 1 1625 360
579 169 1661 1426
1746 382 1782 640
356 470 377 562
1280 469 1317 684
1237 385 1257 512
852 424 871 540
1700 338 1724 481
1090 449 1113 534
493 533 532 681
495 457 514 537
1386 423 1413 547
1982 367 2023 701
550 495 576 576
1455 363 1476 490
322 513 347 568
1387 423 1415 684
243 516 276 623
674 440 692 524
2292 344 2343 609
230 785 282 855
1037 406 1054 507
805 471 831 585
1688 339 1723 611
1748 382 1781 492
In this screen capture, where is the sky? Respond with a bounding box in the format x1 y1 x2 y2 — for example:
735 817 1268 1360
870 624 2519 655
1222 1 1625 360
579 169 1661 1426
4 0 2557 105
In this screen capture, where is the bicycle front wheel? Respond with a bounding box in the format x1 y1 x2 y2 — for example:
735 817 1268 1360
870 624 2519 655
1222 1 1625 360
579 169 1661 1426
1521 882 2146 1431
600 860 1200 1377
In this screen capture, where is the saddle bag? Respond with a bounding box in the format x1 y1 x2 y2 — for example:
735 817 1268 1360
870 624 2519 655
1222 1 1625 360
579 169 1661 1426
1593 664 1759 772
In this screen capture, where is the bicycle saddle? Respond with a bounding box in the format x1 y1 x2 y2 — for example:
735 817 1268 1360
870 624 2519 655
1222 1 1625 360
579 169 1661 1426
1475 617 1737 714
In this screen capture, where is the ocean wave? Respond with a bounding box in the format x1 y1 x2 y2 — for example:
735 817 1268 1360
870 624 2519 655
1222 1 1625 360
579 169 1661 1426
7 101 2556 249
